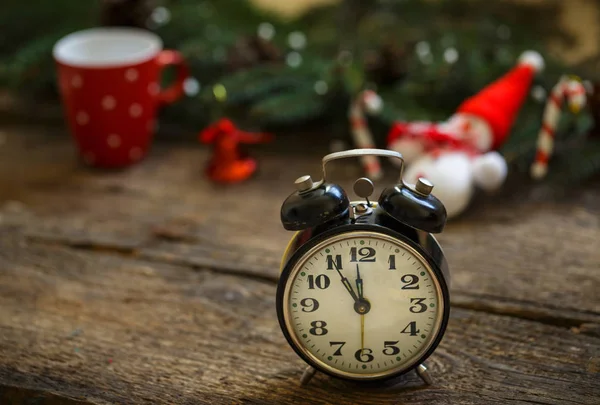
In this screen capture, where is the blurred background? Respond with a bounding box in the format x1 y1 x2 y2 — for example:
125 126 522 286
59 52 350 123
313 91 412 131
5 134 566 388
1 0 600 208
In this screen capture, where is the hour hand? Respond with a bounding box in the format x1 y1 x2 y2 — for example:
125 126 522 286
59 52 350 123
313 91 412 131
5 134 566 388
341 278 360 303
332 262 359 303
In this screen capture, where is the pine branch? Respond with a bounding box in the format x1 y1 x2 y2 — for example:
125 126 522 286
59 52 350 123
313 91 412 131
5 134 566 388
249 88 328 126
543 139 600 185
200 65 319 108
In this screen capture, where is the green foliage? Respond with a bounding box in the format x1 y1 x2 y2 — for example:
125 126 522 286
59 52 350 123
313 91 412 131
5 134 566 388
0 0 98 95
203 65 315 107
249 88 328 127
548 139 600 184
1 0 599 184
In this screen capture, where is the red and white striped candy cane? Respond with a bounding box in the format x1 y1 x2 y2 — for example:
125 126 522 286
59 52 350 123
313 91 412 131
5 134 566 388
349 90 383 180
530 75 587 179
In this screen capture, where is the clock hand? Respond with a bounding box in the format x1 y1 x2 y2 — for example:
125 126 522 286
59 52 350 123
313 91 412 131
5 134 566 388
357 264 365 350
331 261 360 303
360 314 365 351
355 264 363 300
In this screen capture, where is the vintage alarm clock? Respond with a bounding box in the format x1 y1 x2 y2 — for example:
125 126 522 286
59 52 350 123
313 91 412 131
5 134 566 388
276 149 450 386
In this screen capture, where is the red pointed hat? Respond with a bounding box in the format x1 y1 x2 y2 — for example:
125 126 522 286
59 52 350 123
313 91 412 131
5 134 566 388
456 51 544 150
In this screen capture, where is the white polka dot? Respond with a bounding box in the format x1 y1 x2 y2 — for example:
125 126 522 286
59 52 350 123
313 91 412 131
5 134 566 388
129 103 143 117
129 147 143 161
107 134 121 148
125 68 139 82
83 152 95 165
102 95 116 110
148 82 160 95
71 75 83 89
76 111 89 125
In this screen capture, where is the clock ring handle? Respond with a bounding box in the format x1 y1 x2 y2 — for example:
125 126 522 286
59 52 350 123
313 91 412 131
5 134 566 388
321 148 404 182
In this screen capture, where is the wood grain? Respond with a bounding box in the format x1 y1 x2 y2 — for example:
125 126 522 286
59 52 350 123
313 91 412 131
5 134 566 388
0 232 598 405
2 127 599 324
0 125 599 404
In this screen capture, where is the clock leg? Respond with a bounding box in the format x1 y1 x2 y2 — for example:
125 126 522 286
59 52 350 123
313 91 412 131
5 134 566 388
416 363 433 386
299 366 317 386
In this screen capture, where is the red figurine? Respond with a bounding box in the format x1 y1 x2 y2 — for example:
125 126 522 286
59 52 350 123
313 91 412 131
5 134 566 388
199 118 273 183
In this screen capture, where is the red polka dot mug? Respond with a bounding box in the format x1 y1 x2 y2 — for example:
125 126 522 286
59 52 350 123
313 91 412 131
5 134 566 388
53 27 190 168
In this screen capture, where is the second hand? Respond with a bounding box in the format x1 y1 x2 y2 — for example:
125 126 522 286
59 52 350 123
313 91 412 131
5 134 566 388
357 264 365 352
360 314 364 350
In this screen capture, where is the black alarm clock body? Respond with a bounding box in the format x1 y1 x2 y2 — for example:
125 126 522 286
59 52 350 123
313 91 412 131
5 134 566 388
276 149 450 385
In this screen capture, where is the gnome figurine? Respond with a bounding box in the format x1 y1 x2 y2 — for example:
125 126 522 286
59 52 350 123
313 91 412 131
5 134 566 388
387 51 545 218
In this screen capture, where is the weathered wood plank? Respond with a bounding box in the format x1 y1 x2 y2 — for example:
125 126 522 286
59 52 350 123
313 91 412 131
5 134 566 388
0 386 92 405
1 126 599 327
0 233 598 405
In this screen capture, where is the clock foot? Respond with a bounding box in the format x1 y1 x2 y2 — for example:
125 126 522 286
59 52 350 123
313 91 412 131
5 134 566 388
416 363 433 386
299 366 317 386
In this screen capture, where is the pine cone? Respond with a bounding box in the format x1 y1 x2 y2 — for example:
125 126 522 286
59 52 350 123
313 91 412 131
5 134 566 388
226 35 283 72
363 41 409 87
100 0 155 29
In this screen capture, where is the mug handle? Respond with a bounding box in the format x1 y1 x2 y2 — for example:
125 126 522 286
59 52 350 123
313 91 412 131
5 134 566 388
155 50 190 105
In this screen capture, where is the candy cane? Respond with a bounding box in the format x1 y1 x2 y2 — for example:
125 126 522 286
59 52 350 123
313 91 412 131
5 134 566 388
530 75 587 179
349 90 383 180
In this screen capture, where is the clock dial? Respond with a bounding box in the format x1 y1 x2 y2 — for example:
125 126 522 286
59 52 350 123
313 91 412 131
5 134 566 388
283 231 444 379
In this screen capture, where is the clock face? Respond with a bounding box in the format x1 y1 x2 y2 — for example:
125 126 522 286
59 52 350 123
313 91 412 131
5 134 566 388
281 231 446 380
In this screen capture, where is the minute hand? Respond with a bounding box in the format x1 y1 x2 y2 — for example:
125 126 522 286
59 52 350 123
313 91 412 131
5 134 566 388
332 262 360 303
355 264 363 299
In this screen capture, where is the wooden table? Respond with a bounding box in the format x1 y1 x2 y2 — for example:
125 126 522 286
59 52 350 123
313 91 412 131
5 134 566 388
0 124 599 404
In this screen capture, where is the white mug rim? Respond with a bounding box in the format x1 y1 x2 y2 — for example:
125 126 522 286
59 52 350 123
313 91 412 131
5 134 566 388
53 27 163 68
